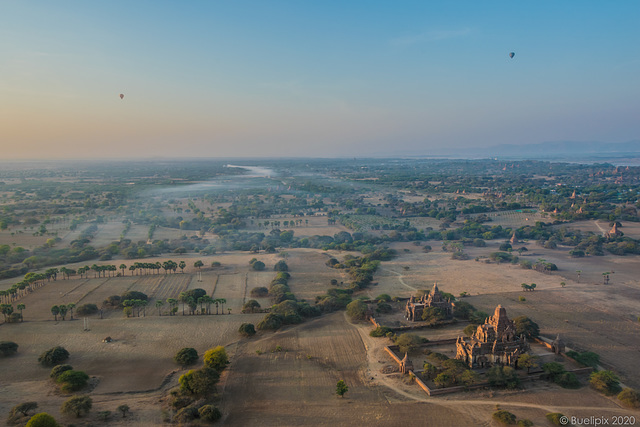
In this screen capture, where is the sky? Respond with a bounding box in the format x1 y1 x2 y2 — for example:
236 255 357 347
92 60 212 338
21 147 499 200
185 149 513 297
1 1 639 159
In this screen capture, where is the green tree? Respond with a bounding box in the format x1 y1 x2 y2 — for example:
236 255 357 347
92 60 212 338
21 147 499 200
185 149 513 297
251 260 266 271
17 303 25 321
25 413 59 427
56 370 89 392
513 316 540 338
179 260 186 273
336 380 348 398
174 347 198 366
198 404 222 422
194 260 204 270
204 346 229 371
49 364 73 379
517 354 539 374
179 367 220 396
590 370 621 395
60 395 92 418
239 323 256 337
50 305 60 321
492 410 517 425
38 346 69 366
395 333 422 354
618 388 640 408
274 260 289 271
119 264 127 276
345 299 368 322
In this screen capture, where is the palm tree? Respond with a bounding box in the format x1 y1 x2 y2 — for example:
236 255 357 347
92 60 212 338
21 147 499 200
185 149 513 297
51 305 60 321
213 298 220 315
58 305 68 320
16 303 25 321
155 300 165 316
194 260 204 270
120 264 127 276
179 261 186 273
167 298 177 316
1 304 14 322
67 303 76 320
218 298 227 314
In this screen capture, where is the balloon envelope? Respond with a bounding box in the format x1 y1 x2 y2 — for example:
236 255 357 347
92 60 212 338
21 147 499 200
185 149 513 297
119 94 124 99
509 52 515 58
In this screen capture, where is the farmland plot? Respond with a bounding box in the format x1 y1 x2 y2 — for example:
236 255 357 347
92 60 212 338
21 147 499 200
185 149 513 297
153 273 191 300
213 273 246 314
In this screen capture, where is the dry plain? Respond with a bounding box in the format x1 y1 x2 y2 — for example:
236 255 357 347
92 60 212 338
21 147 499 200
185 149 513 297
1 238 640 425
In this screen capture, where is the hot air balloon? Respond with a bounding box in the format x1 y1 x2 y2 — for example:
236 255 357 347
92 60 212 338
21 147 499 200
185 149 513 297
509 52 515 59
119 94 124 99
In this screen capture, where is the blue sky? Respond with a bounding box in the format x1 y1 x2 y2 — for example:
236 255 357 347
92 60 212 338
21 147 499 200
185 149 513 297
1 1 638 159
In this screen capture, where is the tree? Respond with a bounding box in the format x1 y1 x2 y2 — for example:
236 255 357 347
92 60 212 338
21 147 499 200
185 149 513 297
336 380 348 398
38 346 69 366
25 413 59 427
179 260 186 273
517 354 539 374
274 260 289 271
17 303 25 321
50 364 73 379
66 303 75 320
117 404 130 418
486 366 519 389
60 395 92 418
194 260 204 270
345 299 368 322
58 305 68 321
395 333 422 354
155 299 165 316
1 303 13 322
618 388 640 409
179 367 220 396
0 340 19 356
492 410 516 425
198 404 222 422
251 260 265 271
50 305 60 321
513 316 539 339
239 323 256 337
590 370 621 395
11 401 38 416
174 347 198 366
242 300 261 313
56 370 89 392
119 264 127 276
204 346 229 371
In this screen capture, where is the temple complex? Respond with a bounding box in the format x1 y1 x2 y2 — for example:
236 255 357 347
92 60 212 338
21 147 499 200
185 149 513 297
405 283 454 322
455 305 529 369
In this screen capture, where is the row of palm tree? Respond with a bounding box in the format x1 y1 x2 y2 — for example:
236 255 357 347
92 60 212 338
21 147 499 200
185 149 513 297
51 303 76 321
1 303 25 322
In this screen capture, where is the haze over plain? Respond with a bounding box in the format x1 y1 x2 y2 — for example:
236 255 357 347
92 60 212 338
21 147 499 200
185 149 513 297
1 1 639 159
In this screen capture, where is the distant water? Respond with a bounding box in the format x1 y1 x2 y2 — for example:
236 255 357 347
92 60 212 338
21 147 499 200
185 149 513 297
225 165 276 177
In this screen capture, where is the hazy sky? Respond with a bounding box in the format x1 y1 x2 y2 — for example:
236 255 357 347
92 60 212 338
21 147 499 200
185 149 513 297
1 1 639 159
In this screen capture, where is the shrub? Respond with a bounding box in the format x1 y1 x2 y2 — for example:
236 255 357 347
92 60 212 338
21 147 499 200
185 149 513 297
542 362 566 382
590 370 622 395
75 304 98 316
486 366 519 389
369 326 392 337
565 350 600 369
395 333 423 354
179 367 220 396
274 260 289 271
346 300 368 322
556 372 580 389
513 316 539 338
0 340 18 357
50 364 73 379
174 348 199 366
492 410 516 425
56 370 89 392
198 404 222 422
250 260 265 271
618 388 640 408
11 401 38 417
257 313 284 330
25 413 59 427
60 395 92 418
242 300 261 313
546 412 569 425
121 291 148 302
376 302 392 314
463 324 476 337
203 346 229 371
38 346 69 366
250 287 268 297
239 323 256 337
174 406 199 423
517 420 534 427
375 294 391 302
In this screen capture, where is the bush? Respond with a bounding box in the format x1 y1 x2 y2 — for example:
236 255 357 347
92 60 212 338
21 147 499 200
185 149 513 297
25 413 59 427
56 370 89 392
121 291 148 302
179 367 220 396
10 401 38 417
618 388 640 408
203 346 228 371
250 287 268 297
0 340 18 357
242 300 261 313
565 350 600 369
346 300 368 322
590 370 622 395
463 324 476 337
556 372 580 389
239 323 256 337
492 410 516 425
174 348 198 366
198 404 222 422
38 346 69 366
60 395 92 418
75 304 98 316
513 316 539 338
257 313 284 330
50 364 73 379
369 326 392 337
174 406 199 423
274 260 289 271
395 333 423 354
376 302 392 314
486 366 519 389
250 260 265 271
375 294 391 302
546 412 569 425
517 420 533 427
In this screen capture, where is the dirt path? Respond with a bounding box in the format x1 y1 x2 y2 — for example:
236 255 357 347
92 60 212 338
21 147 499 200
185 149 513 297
594 220 606 235
380 268 417 291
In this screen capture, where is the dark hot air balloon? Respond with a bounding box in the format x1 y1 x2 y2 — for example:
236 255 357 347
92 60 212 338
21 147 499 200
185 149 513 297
119 94 124 99
509 52 515 59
